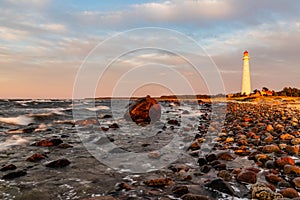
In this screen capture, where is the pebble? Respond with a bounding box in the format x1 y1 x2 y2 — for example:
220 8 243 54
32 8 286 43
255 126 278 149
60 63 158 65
45 158 70 168
292 177 300 188
2 170 27 180
275 156 295 168
144 178 173 187
172 185 189 196
265 174 284 184
283 165 300 175
181 194 210 200
262 145 281 153
279 188 299 198
0 164 17 171
31 138 63 147
237 171 257 184
252 183 283 200
26 153 47 162
204 178 235 196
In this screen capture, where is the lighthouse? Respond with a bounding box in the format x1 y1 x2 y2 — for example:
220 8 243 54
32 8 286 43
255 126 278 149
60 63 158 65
242 50 251 95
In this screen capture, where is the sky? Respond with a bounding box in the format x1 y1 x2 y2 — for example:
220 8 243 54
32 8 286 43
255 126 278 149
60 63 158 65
1 0 300 98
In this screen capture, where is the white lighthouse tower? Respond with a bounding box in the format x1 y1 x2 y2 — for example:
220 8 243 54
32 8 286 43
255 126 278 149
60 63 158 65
242 50 251 95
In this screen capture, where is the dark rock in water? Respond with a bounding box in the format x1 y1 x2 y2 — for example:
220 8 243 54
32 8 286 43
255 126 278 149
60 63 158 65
115 182 133 191
109 123 119 129
168 119 180 126
26 153 47 162
144 178 173 187
205 153 217 162
197 157 207 166
31 138 63 147
124 95 161 125
172 185 189 196
237 171 257 184
22 124 38 133
279 188 299 198
81 197 117 200
99 114 112 119
181 193 210 200
204 178 235 196
45 158 70 168
2 170 27 179
200 165 211 173
0 164 17 171
57 143 73 148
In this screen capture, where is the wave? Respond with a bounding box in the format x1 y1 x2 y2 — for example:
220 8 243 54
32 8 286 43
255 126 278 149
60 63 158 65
0 135 29 151
0 115 33 125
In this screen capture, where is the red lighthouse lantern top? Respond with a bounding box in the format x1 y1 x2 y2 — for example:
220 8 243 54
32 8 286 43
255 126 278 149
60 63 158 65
244 50 249 56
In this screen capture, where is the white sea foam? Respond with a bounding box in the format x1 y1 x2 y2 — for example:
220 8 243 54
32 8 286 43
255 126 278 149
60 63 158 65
0 115 33 125
86 106 110 111
0 135 29 151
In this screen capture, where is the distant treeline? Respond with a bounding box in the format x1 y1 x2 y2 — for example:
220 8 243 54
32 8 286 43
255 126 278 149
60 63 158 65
229 87 300 98
275 87 300 97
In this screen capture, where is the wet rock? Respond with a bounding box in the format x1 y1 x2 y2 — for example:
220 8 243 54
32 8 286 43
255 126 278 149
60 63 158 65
291 138 300 145
235 149 251 156
124 95 161 125
26 153 47 162
2 170 27 179
217 152 235 161
279 188 299 198
265 174 284 184
109 123 119 129
275 156 295 168
197 157 207 166
200 165 211 173
262 145 281 153
265 160 276 169
217 170 232 181
0 164 17 171
266 124 274 132
181 194 210 200
82 197 117 200
116 182 133 191
204 178 235 196
214 163 227 170
57 143 73 148
148 151 161 159
285 145 299 155
283 165 300 175
45 158 70 168
280 133 295 140
255 154 272 163
292 177 300 188
172 185 189 196
168 119 180 126
252 183 283 200
75 118 99 126
99 114 112 119
205 153 217 162
31 138 63 147
144 178 173 187
237 171 257 184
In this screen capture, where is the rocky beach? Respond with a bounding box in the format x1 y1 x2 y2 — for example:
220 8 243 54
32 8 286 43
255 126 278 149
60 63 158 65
1 97 300 200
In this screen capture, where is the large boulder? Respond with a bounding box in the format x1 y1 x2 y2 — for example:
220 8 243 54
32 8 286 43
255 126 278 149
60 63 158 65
124 95 161 125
